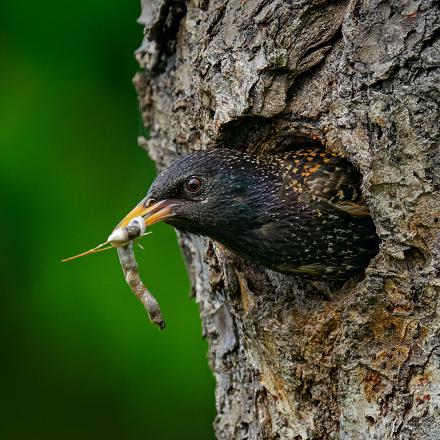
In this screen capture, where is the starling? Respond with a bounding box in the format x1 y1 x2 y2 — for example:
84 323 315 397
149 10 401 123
118 148 379 280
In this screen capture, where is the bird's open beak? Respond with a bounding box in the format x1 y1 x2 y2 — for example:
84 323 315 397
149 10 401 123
117 198 179 228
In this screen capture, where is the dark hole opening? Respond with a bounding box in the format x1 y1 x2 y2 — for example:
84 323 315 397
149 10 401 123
219 116 323 153
366 416 375 426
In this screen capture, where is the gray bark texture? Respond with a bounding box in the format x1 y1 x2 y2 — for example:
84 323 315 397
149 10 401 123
134 0 440 438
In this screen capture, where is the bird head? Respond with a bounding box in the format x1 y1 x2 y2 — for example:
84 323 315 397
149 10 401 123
117 149 279 241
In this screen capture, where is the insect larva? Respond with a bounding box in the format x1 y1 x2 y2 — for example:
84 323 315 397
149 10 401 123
107 216 146 245
114 217 165 329
62 216 165 329
117 241 165 329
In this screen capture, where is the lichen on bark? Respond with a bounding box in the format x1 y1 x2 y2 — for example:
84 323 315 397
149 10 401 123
134 0 440 438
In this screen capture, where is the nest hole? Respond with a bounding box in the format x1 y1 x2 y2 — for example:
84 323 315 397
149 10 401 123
218 116 379 285
219 116 323 154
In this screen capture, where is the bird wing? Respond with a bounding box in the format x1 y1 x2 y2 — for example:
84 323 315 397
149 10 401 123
280 149 371 218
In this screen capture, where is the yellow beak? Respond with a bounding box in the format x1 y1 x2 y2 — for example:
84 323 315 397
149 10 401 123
117 199 178 228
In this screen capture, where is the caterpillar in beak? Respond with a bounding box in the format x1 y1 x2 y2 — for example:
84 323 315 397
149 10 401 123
62 216 165 329
62 216 149 262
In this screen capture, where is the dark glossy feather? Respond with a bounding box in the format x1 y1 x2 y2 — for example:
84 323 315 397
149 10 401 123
147 148 380 280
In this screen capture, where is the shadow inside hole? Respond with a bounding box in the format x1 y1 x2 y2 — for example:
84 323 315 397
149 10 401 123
219 116 322 154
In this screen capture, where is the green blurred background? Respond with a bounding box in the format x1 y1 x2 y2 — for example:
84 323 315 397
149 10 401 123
0 1 215 439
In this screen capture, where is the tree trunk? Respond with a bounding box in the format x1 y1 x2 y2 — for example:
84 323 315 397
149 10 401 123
134 0 440 438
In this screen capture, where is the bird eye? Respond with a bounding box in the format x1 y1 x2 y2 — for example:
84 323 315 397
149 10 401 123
185 177 202 193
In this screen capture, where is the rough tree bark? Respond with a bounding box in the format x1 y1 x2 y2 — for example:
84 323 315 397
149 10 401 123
133 0 440 438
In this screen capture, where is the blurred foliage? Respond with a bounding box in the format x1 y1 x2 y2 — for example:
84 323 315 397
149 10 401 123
0 1 215 439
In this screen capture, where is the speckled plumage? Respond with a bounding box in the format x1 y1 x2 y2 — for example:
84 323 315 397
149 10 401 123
146 148 379 280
